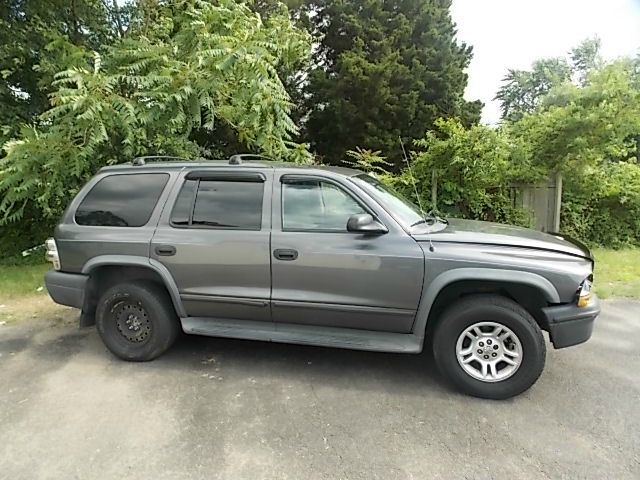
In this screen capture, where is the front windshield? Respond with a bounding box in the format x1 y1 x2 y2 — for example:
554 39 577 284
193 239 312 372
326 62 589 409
349 174 425 228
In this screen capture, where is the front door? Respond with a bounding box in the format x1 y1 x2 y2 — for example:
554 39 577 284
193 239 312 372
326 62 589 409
270 173 424 333
151 169 272 321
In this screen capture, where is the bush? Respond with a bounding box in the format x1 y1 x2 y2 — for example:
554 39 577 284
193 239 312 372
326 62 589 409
404 118 537 226
561 161 640 247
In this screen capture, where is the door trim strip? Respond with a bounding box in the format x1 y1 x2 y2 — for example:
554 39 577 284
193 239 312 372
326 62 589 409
180 294 269 308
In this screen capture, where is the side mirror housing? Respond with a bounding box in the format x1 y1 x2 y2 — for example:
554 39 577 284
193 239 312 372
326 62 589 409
346 213 388 234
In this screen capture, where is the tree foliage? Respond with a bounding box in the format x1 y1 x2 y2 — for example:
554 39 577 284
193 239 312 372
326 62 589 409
495 58 572 122
0 0 126 140
303 0 482 167
0 0 311 225
404 118 534 225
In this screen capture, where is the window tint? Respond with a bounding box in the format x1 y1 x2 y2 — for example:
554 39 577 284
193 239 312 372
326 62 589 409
171 179 264 230
282 179 365 231
75 173 169 227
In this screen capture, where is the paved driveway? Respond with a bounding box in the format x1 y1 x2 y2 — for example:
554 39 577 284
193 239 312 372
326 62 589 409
0 300 638 480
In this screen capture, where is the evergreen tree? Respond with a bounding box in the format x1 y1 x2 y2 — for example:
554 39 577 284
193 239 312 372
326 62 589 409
302 0 481 167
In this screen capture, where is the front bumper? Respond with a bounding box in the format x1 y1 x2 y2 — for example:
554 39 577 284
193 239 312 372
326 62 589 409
44 270 88 309
541 295 600 349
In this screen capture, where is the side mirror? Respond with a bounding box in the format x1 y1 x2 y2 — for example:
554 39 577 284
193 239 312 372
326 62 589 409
346 213 388 234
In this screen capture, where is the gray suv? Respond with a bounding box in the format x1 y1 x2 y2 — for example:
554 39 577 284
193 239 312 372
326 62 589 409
44 155 600 399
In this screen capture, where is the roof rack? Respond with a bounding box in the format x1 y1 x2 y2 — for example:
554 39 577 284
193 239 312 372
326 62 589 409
132 156 191 166
131 154 273 166
228 154 272 165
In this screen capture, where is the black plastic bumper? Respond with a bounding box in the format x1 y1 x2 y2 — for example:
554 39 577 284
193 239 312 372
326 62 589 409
44 270 88 309
541 295 600 349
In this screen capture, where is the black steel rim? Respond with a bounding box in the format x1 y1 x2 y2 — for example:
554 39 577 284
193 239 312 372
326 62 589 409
112 300 152 344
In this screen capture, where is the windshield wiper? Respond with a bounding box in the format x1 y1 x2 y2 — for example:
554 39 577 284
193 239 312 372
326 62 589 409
410 211 448 228
429 211 449 225
410 217 436 227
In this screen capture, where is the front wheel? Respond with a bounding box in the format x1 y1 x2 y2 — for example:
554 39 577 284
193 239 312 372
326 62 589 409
95 281 180 361
432 295 546 399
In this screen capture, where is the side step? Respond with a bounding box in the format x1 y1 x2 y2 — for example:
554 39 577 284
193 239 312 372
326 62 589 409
180 317 423 354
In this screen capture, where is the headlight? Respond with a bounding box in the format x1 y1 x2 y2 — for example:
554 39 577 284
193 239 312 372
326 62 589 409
577 277 592 307
45 238 60 270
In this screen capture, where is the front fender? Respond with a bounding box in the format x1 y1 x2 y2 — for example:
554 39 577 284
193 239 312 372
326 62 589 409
413 267 560 340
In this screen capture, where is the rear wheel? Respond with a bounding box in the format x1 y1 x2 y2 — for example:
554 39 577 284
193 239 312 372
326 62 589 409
96 281 180 361
432 295 546 399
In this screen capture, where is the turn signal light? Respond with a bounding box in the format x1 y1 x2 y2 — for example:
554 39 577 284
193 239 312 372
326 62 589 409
577 279 592 307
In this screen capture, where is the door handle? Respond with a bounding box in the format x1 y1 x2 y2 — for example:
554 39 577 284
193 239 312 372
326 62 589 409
155 245 176 256
273 248 298 261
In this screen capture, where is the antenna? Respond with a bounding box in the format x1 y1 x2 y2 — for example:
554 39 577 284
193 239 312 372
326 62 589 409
400 136 435 253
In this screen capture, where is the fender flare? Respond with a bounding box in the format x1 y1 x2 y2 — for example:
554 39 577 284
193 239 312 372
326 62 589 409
413 267 560 341
81 255 187 317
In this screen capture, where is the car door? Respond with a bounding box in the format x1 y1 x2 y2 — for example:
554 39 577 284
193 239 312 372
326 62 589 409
270 171 424 333
151 169 272 321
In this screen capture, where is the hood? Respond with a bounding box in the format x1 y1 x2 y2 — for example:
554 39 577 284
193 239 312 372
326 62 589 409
412 218 592 259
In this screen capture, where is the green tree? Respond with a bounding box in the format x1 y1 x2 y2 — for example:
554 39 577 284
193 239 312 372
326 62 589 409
495 58 572 122
0 0 126 140
302 0 481 167
405 118 534 224
570 37 602 85
495 37 603 122
511 60 640 173
0 0 311 227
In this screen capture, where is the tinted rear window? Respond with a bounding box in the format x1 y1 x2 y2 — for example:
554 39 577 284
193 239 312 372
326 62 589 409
75 173 169 227
171 179 264 230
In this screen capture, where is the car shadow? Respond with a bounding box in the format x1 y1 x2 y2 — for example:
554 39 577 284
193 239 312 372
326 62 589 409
149 331 453 398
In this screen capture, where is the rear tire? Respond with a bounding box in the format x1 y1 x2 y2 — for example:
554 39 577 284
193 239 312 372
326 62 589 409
96 281 180 361
432 295 546 399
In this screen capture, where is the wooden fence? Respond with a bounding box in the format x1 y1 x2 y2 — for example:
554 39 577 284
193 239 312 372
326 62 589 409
509 173 562 232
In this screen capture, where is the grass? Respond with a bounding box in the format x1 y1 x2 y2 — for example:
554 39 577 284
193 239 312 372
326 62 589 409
593 248 640 299
0 262 50 299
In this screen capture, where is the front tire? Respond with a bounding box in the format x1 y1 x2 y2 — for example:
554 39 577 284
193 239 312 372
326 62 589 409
96 281 180 361
432 295 546 399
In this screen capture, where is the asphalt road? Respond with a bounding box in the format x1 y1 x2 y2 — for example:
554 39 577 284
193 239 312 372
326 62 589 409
0 299 638 480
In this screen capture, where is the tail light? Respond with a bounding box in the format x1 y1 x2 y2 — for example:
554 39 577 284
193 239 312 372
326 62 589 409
45 238 60 270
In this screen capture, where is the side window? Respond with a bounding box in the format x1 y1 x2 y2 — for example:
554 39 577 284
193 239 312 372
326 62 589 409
171 178 264 230
282 179 365 231
75 173 169 227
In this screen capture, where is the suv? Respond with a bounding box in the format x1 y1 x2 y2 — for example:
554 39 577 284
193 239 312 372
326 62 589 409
44 155 600 399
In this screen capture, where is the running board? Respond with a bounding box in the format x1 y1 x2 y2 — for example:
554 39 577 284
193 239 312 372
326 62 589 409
180 317 423 353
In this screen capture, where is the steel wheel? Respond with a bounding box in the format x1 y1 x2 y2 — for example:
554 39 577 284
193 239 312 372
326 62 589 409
113 300 152 344
455 321 523 382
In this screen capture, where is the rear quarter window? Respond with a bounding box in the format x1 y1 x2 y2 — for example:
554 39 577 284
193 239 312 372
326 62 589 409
75 173 169 227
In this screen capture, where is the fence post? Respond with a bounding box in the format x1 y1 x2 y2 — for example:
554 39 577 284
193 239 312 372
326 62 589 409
554 171 562 232
431 169 437 209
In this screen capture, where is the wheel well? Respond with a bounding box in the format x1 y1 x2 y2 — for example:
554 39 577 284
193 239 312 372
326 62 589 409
81 265 174 326
424 280 550 338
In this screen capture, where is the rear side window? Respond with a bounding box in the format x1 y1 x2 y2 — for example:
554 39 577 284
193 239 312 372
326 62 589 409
171 178 264 230
75 173 169 227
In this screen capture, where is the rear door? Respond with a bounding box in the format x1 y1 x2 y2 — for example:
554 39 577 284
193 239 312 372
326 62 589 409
151 169 272 321
270 172 424 333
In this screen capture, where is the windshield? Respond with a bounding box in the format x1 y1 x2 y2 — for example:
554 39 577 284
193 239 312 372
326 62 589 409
349 174 425 229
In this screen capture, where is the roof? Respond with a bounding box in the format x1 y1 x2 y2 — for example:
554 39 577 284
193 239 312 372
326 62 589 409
98 157 362 177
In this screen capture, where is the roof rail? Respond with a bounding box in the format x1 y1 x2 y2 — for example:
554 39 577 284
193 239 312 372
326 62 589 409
228 154 272 165
132 156 191 166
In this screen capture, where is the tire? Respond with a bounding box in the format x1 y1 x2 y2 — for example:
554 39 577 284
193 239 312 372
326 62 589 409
95 281 180 361
432 295 546 400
